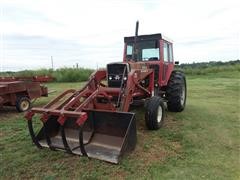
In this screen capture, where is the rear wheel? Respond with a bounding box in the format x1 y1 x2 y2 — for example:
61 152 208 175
145 96 165 130
16 96 31 112
166 71 187 112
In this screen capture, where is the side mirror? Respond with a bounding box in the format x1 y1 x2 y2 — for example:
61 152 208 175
175 61 179 65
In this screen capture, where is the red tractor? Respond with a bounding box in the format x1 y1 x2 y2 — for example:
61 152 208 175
25 22 186 164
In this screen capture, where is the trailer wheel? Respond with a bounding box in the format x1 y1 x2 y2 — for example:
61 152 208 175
145 96 165 130
166 71 187 112
16 97 31 112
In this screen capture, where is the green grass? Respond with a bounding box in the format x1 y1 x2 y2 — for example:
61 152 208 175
0 70 239 179
0 67 94 82
177 60 240 75
1 61 239 81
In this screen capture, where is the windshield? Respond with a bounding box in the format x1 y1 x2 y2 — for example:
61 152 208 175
126 40 160 61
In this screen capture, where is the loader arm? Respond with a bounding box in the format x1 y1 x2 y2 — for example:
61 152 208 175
120 69 154 112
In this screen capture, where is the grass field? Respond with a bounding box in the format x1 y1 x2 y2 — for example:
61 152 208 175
0 71 239 179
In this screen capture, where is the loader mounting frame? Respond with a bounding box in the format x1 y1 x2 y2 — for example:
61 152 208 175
25 67 154 163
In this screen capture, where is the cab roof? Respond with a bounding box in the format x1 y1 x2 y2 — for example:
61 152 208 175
124 33 173 43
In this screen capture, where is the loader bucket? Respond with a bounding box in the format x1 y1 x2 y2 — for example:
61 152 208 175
28 110 136 164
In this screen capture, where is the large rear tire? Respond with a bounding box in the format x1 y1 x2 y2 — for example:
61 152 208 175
145 96 165 130
166 71 187 112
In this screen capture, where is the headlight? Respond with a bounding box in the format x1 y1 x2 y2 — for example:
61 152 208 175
109 76 112 80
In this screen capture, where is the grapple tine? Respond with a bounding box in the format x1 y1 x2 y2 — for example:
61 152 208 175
43 122 56 151
39 113 56 151
60 125 72 154
27 120 43 149
57 115 73 154
78 125 88 156
25 111 42 149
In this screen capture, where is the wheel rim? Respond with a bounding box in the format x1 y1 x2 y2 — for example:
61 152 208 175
20 100 30 111
157 106 163 123
180 85 186 106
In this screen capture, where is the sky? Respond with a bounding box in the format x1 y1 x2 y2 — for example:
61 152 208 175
0 0 239 71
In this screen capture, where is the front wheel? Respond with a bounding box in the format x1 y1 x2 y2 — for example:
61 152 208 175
145 96 165 130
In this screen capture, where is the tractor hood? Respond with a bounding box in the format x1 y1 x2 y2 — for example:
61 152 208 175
106 61 149 72
107 62 130 88
106 62 151 88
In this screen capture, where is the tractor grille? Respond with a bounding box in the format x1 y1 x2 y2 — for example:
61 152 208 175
107 63 128 87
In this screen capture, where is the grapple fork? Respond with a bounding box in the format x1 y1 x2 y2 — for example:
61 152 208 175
25 71 137 163
25 108 136 163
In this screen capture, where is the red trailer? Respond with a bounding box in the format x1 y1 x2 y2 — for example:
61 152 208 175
0 79 48 112
0 75 54 83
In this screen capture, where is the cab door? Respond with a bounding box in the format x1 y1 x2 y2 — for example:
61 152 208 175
162 41 174 85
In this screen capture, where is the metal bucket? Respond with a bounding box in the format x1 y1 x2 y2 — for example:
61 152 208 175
28 110 136 164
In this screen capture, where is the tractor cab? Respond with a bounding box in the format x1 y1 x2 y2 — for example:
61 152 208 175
123 33 175 87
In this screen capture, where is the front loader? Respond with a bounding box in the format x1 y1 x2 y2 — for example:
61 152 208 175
25 22 187 164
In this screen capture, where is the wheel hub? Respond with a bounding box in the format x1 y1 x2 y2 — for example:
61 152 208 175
180 85 186 106
21 100 29 111
157 106 163 123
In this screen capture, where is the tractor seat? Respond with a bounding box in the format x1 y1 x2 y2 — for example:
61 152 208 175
148 57 159 61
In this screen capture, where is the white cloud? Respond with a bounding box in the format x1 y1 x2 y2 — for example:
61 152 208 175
0 0 239 71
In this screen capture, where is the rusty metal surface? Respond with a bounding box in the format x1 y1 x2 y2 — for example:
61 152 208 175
0 96 4 105
0 75 54 83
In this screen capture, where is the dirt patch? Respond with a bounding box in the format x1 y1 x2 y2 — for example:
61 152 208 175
163 115 182 130
132 138 168 164
128 114 183 167
171 141 181 151
107 169 128 180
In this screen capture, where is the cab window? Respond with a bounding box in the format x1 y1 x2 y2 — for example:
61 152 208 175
126 45 133 60
127 45 133 55
164 42 168 62
169 44 173 62
125 40 160 61
142 48 159 61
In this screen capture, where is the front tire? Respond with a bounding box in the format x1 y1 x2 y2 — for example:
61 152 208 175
145 96 165 130
16 96 31 112
166 71 187 112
